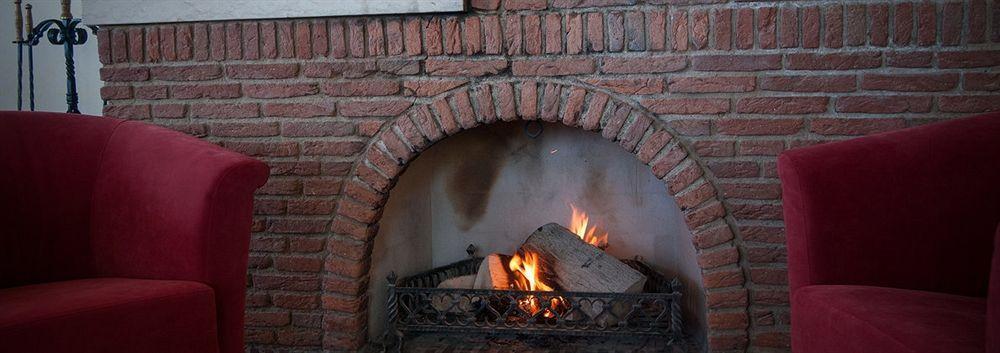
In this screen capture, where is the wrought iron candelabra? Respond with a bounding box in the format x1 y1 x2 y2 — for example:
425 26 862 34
13 0 96 113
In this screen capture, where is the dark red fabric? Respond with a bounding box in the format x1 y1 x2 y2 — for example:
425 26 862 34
781 113 1000 353
87 116 269 353
989 225 1000 353
0 111 269 353
0 114 123 286
792 285 985 353
0 278 219 353
780 112 1000 297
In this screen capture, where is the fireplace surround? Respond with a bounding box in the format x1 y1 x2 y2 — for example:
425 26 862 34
94 0 1000 351
347 79 733 352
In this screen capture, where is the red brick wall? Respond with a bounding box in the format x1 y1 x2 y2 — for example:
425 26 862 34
96 1 1000 352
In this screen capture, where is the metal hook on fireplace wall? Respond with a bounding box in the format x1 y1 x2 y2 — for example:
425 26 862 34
523 121 543 139
465 244 477 258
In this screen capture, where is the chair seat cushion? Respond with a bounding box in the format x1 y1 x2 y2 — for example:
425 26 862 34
793 285 985 353
0 277 220 353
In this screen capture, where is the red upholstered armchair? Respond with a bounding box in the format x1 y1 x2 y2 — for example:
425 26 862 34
0 112 269 353
779 112 1000 353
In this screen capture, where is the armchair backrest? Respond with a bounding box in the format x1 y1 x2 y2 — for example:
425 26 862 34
781 112 1000 297
0 112 125 288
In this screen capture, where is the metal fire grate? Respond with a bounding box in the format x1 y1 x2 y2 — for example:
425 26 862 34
381 248 685 352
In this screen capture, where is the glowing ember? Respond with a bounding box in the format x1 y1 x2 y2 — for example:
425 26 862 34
509 251 563 318
569 204 609 249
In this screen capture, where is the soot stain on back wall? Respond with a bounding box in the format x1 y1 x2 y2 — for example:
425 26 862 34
443 123 524 231
443 122 629 231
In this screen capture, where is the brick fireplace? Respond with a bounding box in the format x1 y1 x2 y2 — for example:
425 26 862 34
95 0 999 351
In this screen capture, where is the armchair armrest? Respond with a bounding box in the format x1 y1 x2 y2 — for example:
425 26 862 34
779 113 1000 297
88 121 268 353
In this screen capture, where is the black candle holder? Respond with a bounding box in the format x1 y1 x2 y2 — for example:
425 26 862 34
13 0 97 114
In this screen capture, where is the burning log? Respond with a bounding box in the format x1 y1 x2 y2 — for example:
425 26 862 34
517 223 646 293
473 253 513 290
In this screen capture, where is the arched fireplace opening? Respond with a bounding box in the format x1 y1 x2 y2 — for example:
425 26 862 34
368 121 708 351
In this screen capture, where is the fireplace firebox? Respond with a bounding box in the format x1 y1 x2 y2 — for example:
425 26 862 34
368 122 707 352
382 244 686 352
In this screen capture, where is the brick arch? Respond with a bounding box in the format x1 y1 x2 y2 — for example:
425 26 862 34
325 79 749 352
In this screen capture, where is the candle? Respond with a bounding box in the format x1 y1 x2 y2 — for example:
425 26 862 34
24 3 32 38
60 0 70 19
14 0 23 42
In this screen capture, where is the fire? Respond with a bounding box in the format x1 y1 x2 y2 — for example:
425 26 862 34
570 204 609 249
509 251 562 318
502 205 608 318
509 252 554 292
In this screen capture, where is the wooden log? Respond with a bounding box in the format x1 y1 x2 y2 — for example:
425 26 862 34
436 274 476 289
518 223 646 293
473 253 512 290
432 274 476 312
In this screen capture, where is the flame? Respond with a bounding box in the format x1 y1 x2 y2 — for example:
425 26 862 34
509 251 562 318
509 252 554 292
501 205 609 319
570 204 609 249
